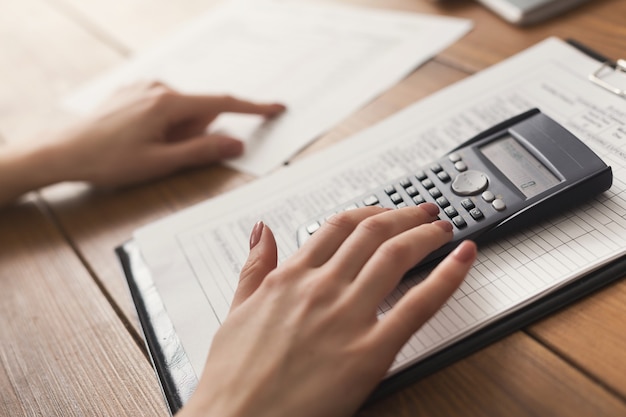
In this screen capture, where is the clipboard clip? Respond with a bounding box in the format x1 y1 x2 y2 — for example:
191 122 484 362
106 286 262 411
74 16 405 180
589 58 626 98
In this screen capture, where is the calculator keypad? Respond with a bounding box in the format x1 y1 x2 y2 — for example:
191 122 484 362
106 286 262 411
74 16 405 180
301 151 509 241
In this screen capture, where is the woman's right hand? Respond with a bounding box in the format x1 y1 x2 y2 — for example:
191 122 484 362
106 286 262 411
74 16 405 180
179 203 476 417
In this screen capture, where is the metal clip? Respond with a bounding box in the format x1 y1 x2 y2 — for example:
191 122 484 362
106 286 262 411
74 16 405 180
589 59 626 98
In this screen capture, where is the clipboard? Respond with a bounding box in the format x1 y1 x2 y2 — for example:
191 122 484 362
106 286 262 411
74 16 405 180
116 39 626 415
117 242 197 414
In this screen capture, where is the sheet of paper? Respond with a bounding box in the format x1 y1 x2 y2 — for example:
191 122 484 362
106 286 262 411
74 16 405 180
63 0 471 176
134 37 626 379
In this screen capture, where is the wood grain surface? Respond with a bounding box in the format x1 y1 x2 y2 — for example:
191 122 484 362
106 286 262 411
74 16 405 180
2 0 626 415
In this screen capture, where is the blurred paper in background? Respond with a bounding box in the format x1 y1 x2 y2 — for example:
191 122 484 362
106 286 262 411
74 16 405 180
64 0 472 176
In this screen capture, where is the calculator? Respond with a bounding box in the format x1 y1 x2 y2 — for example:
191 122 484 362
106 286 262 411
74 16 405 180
296 108 613 267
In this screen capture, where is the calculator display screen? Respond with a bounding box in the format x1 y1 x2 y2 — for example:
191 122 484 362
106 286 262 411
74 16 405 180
481 135 560 198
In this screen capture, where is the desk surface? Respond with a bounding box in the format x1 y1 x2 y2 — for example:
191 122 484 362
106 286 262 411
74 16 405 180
2 0 626 416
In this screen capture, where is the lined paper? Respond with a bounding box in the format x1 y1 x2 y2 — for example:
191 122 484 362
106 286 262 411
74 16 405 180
134 38 626 377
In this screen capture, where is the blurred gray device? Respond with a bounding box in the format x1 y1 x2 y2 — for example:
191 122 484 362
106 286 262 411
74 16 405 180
440 0 591 25
478 0 590 25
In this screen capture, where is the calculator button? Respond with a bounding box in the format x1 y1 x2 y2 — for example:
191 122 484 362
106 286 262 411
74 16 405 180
415 170 427 181
306 221 321 234
436 196 450 208
422 179 435 189
429 188 443 198
390 193 403 204
452 216 467 228
448 152 462 162
405 186 419 197
454 161 468 172
430 163 443 173
469 208 484 220
363 195 379 206
461 198 475 210
396 202 408 209
384 185 395 195
399 177 412 188
492 199 506 211
444 206 458 218
481 190 495 202
412 195 426 204
437 171 451 183
344 203 358 211
451 170 489 196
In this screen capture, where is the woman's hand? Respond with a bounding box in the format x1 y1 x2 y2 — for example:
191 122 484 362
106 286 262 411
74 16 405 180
55 82 286 186
0 82 285 205
179 204 476 417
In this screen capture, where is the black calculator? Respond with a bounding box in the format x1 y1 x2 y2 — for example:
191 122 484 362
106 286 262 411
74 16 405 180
296 108 613 267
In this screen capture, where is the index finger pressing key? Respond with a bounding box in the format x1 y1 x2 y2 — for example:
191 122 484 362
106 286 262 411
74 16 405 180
347 219 455 306
323 204 441 284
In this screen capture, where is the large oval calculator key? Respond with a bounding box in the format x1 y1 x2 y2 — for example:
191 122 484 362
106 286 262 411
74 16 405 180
296 108 613 269
451 170 489 196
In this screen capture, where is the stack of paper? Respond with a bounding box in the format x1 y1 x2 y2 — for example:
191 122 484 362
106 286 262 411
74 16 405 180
64 0 471 175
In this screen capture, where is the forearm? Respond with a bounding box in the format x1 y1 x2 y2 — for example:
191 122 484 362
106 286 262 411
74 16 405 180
0 139 71 206
0 87 286 207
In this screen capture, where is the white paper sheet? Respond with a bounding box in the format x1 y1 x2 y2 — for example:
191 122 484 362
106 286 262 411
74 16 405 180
63 0 472 176
134 37 626 380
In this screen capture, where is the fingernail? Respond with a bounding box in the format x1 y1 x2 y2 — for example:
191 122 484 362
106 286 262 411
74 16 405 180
220 138 244 158
433 219 453 232
249 221 264 249
452 241 477 263
418 203 439 217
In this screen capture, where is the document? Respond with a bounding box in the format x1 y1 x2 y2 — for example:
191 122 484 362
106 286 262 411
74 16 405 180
131 37 626 388
63 0 472 176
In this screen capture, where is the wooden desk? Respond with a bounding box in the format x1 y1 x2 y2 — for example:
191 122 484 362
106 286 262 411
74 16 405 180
2 0 626 415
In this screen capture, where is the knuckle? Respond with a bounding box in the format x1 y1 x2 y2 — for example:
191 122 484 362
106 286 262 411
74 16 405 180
218 94 237 107
300 276 334 306
139 79 175 92
322 207 388 236
142 87 177 111
376 238 413 265
324 210 360 232
357 215 389 235
259 271 282 291
147 80 167 89
422 222 449 243
261 261 296 288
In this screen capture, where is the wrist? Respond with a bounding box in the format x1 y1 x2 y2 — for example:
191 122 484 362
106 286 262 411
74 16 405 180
0 135 75 206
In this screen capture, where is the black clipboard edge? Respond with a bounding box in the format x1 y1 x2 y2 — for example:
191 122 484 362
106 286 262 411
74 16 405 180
117 241 197 416
367 253 626 404
118 239 626 411
566 39 611 65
